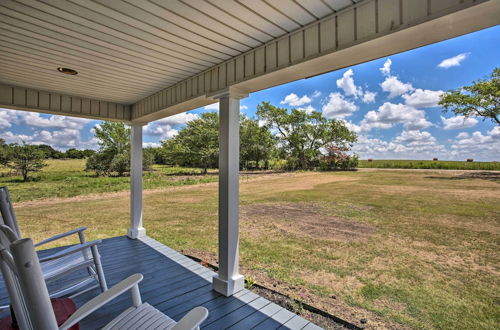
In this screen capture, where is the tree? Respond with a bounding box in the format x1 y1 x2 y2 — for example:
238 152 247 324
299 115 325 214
256 102 357 170
64 148 94 159
240 117 276 169
9 143 47 181
86 122 131 176
35 144 60 159
86 122 152 176
161 112 219 173
0 139 12 166
65 148 85 159
439 67 500 125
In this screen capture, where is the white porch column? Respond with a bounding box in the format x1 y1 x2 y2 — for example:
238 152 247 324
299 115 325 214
211 88 247 296
128 124 146 239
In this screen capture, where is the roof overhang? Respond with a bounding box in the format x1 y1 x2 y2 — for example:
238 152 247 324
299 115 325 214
0 0 499 123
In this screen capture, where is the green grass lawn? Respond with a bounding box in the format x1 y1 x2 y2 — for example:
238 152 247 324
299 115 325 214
0 159 217 202
358 159 500 170
6 161 500 329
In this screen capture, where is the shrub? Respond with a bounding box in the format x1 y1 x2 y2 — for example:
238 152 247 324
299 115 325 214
320 145 358 171
467 158 474 162
9 144 47 182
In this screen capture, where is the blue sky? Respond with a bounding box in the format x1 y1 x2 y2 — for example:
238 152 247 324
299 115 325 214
1 26 499 160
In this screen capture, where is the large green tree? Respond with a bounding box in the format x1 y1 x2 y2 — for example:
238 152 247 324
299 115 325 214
161 112 219 173
9 143 47 182
240 117 276 169
86 122 152 176
439 67 500 125
256 102 357 170
86 122 131 176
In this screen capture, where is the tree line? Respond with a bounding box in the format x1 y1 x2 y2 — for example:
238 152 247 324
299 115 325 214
153 101 358 173
1 102 360 180
83 101 359 176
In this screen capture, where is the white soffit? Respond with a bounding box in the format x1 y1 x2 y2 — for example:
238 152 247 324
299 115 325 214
0 0 355 104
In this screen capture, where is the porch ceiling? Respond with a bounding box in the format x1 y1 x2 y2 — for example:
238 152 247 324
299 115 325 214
0 0 354 104
0 0 499 123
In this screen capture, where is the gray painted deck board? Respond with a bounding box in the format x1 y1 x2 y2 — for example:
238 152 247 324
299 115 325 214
0 236 320 329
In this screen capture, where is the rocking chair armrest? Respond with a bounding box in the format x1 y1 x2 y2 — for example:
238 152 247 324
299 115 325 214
59 274 144 330
38 240 101 262
172 306 209 330
35 227 87 247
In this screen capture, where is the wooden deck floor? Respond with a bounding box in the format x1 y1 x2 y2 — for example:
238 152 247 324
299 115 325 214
0 236 321 329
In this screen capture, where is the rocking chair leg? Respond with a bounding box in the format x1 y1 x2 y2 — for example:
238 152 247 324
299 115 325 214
91 245 107 291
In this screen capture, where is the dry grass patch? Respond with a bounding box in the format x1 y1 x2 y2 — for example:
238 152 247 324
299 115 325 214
242 202 375 242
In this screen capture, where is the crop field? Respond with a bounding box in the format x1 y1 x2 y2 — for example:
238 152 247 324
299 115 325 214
3 160 499 329
358 159 500 170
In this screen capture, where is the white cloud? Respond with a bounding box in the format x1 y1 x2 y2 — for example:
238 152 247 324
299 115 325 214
360 102 432 131
17 112 91 129
438 53 469 69
240 105 248 111
1 131 33 144
0 109 19 129
403 89 444 108
280 93 312 107
143 142 161 148
2 127 94 150
449 127 500 160
380 76 414 98
322 92 359 119
336 69 362 97
342 120 362 134
144 112 198 140
312 90 322 98
153 113 199 127
0 108 92 131
353 130 446 160
144 124 178 139
298 105 316 114
394 130 436 145
441 115 478 130
362 91 377 103
379 58 392 76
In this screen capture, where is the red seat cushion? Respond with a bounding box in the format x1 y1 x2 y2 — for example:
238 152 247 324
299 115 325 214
0 298 79 329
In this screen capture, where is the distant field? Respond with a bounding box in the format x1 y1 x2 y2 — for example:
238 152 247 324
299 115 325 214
358 159 500 170
13 169 500 330
2 158 500 202
0 159 217 202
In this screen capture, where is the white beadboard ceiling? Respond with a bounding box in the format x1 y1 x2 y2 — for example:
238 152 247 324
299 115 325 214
0 0 357 104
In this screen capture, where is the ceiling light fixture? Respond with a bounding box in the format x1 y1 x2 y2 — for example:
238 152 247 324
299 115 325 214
57 67 78 75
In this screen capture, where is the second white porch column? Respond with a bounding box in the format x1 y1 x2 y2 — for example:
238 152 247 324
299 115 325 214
212 89 247 296
128 124 146 239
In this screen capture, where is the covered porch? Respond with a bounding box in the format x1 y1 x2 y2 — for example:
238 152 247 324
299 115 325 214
0 0 499 328
0 236 317 329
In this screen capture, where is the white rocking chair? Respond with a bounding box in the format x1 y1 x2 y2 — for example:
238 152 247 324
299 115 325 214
0 237 208 330
0 186 107 302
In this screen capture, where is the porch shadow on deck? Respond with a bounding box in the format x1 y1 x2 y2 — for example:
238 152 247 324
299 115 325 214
0 236 321 329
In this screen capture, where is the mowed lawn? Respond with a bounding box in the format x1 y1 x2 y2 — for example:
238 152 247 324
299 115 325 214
6 162 500 329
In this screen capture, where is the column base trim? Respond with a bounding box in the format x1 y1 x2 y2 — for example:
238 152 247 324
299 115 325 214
212 274 245 297
127 227 146 239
